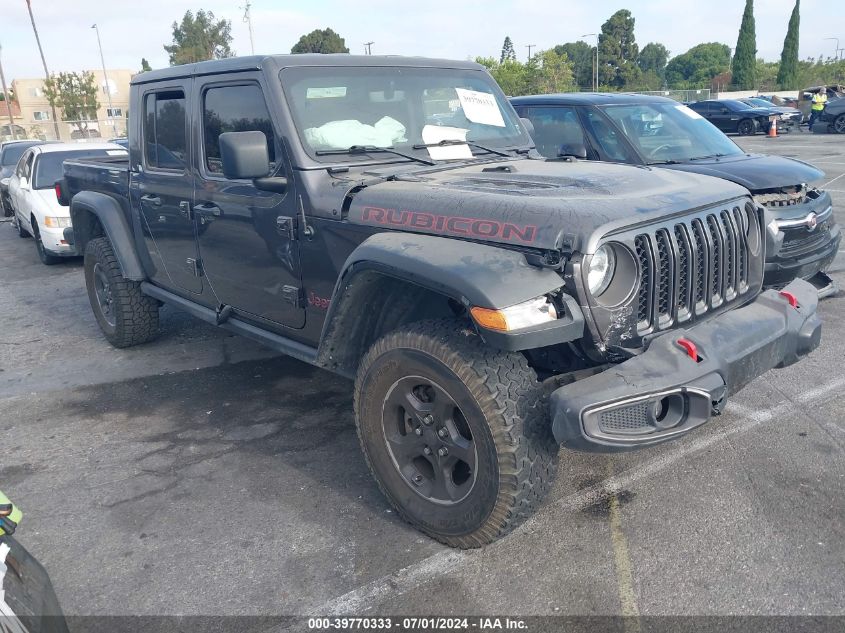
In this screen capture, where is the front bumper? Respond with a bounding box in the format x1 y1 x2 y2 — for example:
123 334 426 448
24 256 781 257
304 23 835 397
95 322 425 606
550 279 821 451
39 225 75 256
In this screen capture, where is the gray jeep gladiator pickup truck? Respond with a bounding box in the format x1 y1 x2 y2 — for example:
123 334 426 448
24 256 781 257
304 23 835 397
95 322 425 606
58 55 821 548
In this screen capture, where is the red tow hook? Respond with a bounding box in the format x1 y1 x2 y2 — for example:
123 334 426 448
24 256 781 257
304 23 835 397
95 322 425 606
676 337 699 362
779 290 799 308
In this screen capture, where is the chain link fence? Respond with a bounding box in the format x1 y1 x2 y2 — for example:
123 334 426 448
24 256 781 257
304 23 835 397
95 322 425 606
627 89 711 103
1 117 127 143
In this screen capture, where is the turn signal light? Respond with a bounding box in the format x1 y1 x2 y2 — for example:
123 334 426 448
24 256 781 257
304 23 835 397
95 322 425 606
779 290 799 308
470 307 509 332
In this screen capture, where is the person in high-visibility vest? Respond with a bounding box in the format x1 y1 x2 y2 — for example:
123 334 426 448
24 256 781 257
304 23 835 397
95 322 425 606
810 89 828 127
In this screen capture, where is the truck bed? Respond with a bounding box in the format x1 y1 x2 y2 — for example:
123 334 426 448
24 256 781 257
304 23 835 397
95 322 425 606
63 155 130 202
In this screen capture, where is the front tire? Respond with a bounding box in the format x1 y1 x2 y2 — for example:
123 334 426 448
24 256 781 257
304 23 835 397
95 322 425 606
737 119 755 135
32 221 61 265
84 237 160 348
15 216 30 238
354 319 559 548
834 114 845 134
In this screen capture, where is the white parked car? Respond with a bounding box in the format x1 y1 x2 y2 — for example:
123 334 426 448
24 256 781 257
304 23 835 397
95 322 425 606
8 142 127 265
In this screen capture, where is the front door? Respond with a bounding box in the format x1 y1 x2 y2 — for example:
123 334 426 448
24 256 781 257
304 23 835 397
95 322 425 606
132 82 202 294
192 76 305 328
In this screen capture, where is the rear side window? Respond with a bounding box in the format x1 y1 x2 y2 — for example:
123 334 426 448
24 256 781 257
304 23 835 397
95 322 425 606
144 90 187 171
203 84 277 176
520 106 587 159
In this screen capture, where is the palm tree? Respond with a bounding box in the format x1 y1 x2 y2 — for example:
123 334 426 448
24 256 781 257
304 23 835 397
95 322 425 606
25 0 61 139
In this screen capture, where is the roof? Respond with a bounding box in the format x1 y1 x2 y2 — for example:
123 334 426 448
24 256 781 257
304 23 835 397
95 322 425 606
33 142 126 154
510 92 678 106
133 54 486 85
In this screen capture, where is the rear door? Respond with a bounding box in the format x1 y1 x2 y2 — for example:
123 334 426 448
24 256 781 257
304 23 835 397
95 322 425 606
132 81 202 294
192 75 305 328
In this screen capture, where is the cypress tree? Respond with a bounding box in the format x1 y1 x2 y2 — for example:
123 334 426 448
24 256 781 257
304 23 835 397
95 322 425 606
501 37 516 64
731 0 757 89
776 0 800 89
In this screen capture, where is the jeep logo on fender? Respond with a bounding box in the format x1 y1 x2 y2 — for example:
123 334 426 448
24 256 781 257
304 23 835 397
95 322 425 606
360 206 537 244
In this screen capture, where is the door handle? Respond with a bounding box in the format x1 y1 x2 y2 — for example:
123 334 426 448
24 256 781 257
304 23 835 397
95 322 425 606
194 203 222 217
141 194 162 207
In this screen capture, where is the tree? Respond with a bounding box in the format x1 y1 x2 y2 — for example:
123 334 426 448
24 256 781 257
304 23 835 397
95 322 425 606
477 50 574 96
731 0 757 89
141 58 152 72
638 42 669 83
530 50 575 94
500 36 516 64
291 28 349 54
554 41 594 89
777 0 800 89
598 10 641 89
665 43 731 88
43 71 100 138
164 10 233 65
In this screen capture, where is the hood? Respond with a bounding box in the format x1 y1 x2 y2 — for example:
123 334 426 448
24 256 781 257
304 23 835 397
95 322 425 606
740 106 780 116
660 153 824 191
346 159 749 254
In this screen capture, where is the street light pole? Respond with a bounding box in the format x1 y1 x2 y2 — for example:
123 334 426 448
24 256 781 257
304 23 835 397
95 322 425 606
582 33 599 91
91 24 117 137
242 2 255 55
823 37 839 60
0 43 18 140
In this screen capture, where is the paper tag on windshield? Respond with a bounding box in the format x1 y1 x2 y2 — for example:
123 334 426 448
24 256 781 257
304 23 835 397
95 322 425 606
421 125 472 160
455 88 505 127
675 105 703 119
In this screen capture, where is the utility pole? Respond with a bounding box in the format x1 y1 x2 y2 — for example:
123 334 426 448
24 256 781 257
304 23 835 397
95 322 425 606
25 0 60 140
91 24 117 138
364 42 374 55
0 43 17 140
242 1 255 55
525 44 535 61
582 33 599 91
823 37 840 60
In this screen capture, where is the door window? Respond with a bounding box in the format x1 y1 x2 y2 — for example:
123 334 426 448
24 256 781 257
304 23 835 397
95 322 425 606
18 152 34 180
143 90 187 171
202 84 277 176
582 109 636 162
521 106 587 159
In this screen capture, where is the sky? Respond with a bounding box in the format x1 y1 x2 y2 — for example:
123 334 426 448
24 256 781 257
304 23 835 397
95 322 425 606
0 0 841 81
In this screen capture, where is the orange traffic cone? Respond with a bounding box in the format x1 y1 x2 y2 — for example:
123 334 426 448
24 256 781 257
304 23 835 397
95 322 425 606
768 118 777 137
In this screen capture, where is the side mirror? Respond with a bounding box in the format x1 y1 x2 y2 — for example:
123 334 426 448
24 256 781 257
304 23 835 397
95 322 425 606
558 143 587 160
219 131 272 180
519 117 535 138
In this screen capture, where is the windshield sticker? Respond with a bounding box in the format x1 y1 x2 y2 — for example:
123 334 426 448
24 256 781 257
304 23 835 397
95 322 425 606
455 88 505 127
306 86 347 99
675 105 703 119
421 125 472 160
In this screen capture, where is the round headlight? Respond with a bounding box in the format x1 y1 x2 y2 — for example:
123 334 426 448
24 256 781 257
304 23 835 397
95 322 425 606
588 244 616 296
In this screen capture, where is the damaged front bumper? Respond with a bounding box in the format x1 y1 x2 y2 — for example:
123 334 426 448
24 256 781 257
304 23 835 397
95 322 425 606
550 279 821 452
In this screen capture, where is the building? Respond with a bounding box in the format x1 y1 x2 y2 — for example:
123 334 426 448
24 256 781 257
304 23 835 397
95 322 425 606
10 68 133 142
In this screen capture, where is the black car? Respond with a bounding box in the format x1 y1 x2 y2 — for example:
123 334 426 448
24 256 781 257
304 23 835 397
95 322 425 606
686 98 779 135
739 97 802 129
511 93 840 293
820 97 845 134
0 140 45 216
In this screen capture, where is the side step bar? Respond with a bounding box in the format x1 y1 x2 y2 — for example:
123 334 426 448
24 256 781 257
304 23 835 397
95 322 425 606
140 282 318 366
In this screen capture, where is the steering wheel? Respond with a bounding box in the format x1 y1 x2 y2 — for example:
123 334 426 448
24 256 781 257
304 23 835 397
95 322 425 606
648 144 674 158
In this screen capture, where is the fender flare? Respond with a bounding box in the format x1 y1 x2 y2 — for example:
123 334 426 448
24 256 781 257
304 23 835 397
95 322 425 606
321 232 584 354
70 190 146 281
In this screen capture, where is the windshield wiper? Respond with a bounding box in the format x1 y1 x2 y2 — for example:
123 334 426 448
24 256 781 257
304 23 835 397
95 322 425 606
647 159 682 165
411 139 512 158
315 145 435 166
687 153 728 161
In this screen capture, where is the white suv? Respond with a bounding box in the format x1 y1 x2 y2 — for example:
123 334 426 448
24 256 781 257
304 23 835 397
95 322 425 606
9 142 127 265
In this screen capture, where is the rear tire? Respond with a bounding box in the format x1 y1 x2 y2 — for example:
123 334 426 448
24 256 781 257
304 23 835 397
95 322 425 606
354 319 559 548
84 237 160 348
737 119 755 135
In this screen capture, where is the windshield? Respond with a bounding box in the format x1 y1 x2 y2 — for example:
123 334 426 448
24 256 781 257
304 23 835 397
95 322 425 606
280 66 529 163
599 102 743 164
746 98 773 108
1 143 34 167
33 148 125 189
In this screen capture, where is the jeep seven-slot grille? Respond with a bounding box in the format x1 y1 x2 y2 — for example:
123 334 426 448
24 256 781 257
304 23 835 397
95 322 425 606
635 207 751 332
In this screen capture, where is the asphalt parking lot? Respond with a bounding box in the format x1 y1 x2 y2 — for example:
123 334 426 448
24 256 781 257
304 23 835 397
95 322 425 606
1 131 844 621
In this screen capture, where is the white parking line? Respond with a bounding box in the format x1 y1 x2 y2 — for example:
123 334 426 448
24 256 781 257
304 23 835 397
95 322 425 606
306 377 845 617
823 172 845 188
